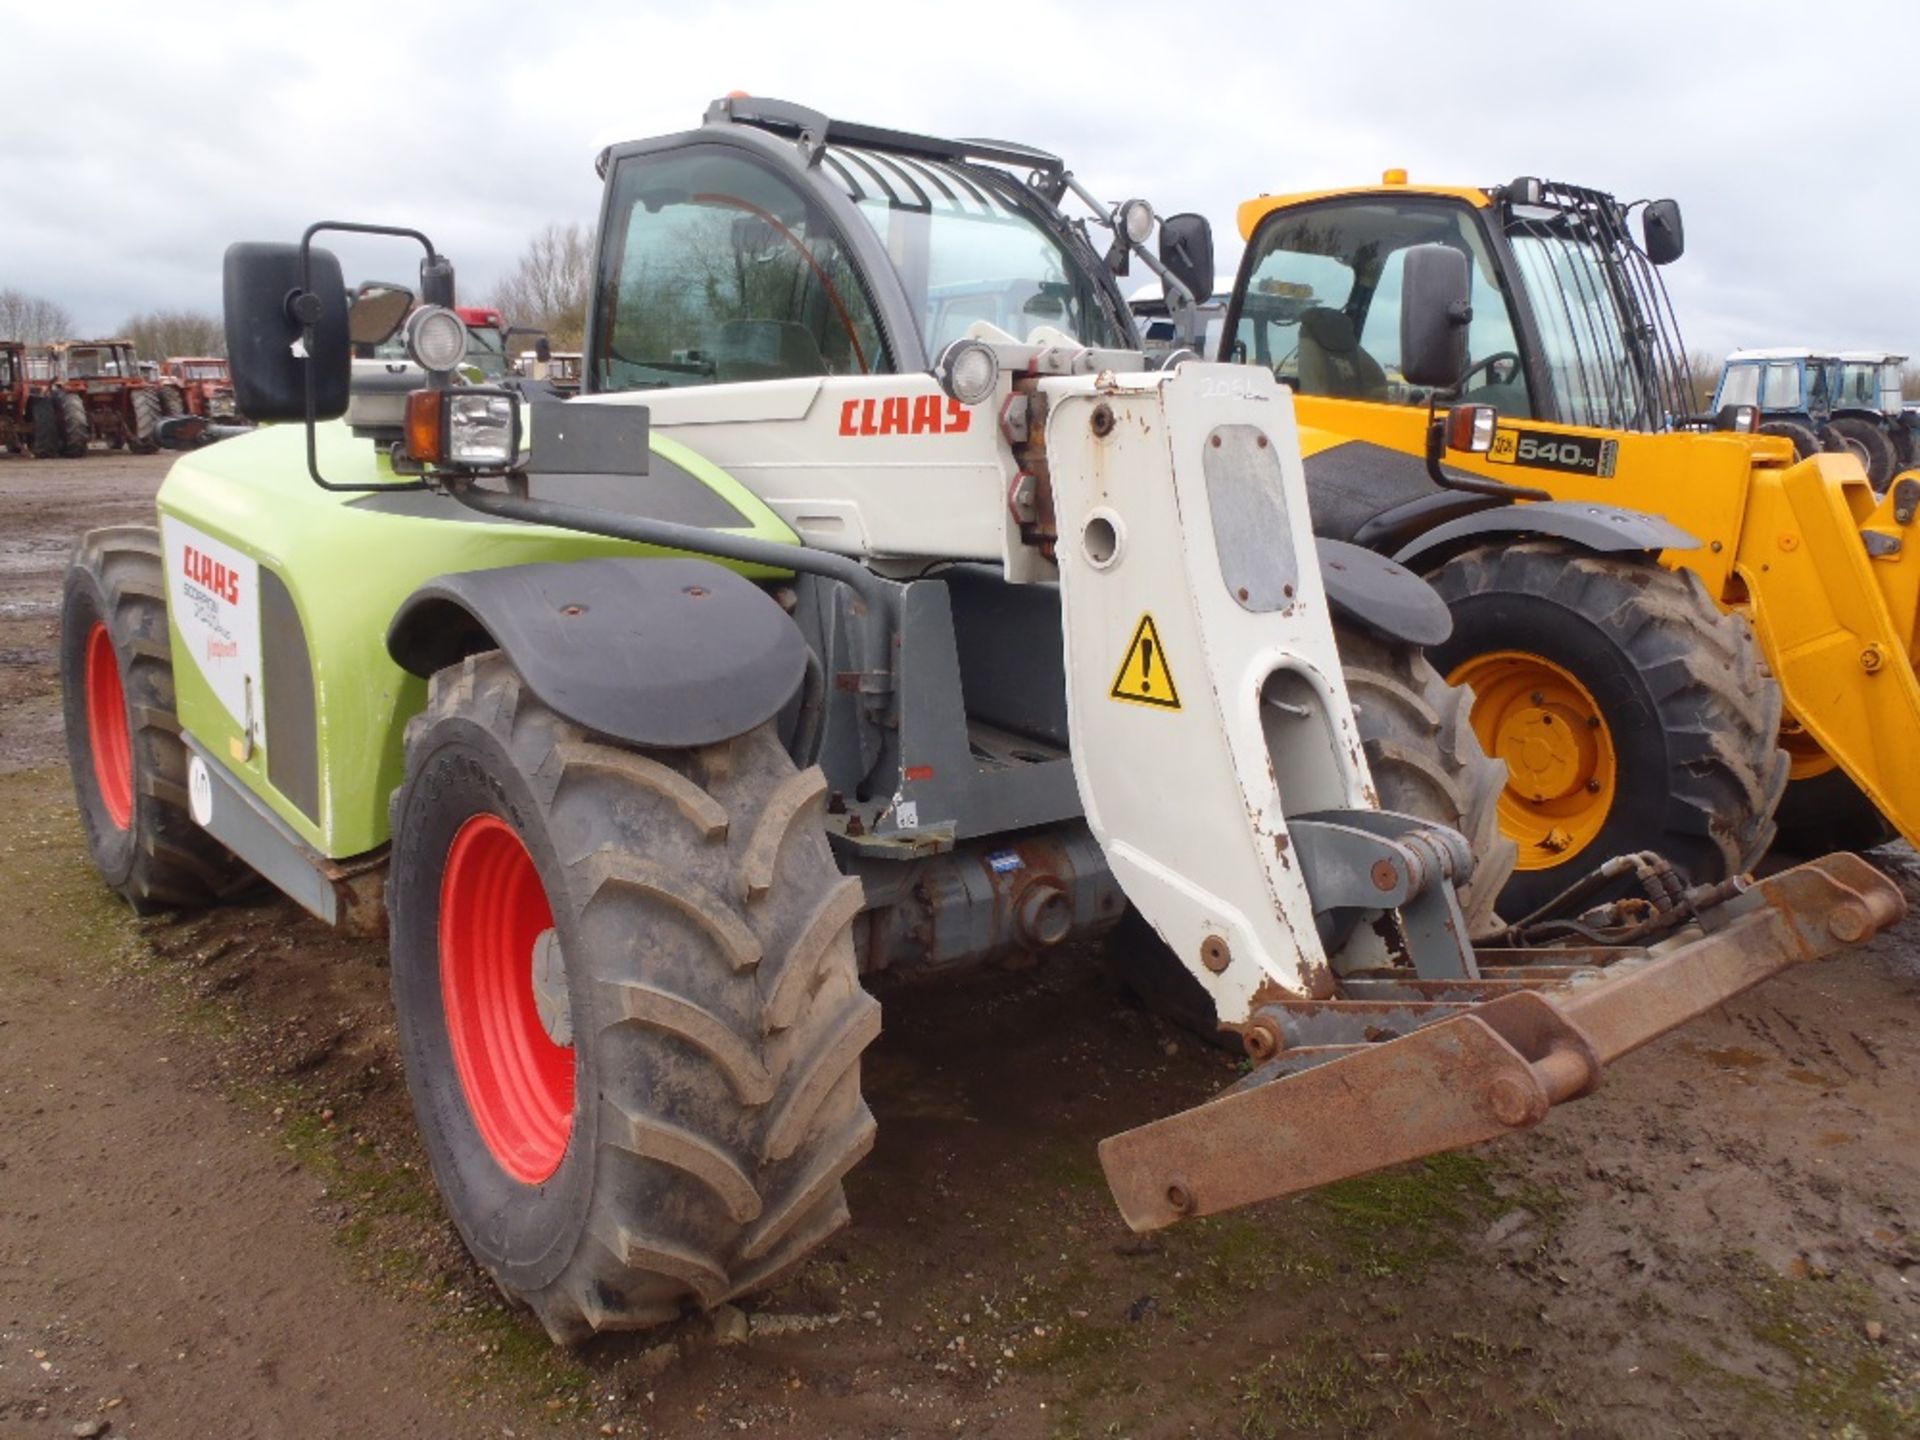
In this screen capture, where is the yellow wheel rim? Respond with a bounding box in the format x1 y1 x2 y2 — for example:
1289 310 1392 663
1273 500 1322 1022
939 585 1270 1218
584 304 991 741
1448 650 1617 871
1778 710 1837 783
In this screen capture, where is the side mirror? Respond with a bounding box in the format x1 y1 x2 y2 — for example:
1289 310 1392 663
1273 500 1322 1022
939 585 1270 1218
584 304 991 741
223 241 349 423
1157 213 1215 311
1714 403 1757 433
535 336 552 363
348 282 415 346
1641 199 1684 265
1400 243 1472 389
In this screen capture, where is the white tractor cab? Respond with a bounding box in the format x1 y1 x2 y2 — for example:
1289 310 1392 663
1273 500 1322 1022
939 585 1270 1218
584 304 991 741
1130 275 1232 364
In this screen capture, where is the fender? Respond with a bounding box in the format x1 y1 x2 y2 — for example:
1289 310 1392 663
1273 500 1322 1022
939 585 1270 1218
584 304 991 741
1318 538 1452 648
1391 498 1700 572
387 557 807 749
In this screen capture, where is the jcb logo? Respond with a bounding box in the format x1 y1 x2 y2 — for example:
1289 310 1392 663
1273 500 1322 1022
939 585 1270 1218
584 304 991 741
1488 430 1518 463
839 394 972 438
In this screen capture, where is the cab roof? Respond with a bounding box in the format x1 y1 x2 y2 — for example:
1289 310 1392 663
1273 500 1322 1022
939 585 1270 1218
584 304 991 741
1237 180 1492 240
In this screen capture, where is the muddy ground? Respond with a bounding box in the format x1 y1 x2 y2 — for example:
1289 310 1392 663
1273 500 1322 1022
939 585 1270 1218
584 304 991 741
1 453 1917 1439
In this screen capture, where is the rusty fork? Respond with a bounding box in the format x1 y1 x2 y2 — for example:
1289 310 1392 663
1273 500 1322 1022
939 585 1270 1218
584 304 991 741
1099 853 1905 1231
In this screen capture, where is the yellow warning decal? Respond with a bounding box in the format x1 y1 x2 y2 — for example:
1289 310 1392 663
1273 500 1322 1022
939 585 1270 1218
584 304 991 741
1110 614 1182 710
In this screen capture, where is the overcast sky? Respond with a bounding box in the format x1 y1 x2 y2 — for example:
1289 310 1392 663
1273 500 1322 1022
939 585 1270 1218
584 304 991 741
3 0 1913 361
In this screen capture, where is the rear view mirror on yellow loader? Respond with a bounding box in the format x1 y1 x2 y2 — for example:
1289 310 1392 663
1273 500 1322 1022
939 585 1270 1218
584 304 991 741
1219 171 1920 901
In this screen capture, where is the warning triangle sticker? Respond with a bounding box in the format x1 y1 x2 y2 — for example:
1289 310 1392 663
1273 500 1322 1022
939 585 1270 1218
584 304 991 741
1109 613 1182 710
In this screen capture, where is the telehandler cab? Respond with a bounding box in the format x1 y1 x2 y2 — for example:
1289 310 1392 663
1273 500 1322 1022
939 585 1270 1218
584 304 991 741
61 99 1901 1343
1224 174 1920 886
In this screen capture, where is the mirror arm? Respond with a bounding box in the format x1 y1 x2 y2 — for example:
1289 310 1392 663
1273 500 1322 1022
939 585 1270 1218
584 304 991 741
1422 405 1551 502
294 220 445 494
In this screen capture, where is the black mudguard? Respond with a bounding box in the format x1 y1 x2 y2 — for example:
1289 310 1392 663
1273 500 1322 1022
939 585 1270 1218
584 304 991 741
1391 498 1699 571
387 557 807 749
1318 538 1453 649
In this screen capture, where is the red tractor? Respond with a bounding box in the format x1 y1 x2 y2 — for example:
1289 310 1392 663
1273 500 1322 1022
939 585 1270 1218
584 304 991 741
0 341 61 457
156 355 244 424
40 340 163 454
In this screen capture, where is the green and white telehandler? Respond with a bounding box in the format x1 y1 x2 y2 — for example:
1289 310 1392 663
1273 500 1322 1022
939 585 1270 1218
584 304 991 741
61 97 1902 1342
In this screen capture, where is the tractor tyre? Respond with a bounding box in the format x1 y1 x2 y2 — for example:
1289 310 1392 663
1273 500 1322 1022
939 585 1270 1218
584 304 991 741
128 389 161 454
56 391 90 456
157 384 185 418
1336 622 1516 935
1760 419 1822 461
387 652 879 1343
1826 417 1896 491
1428 543 1787 917
1104 622 1513 1049
59 526 251 913
28 396 60 458
1773 769 1897 857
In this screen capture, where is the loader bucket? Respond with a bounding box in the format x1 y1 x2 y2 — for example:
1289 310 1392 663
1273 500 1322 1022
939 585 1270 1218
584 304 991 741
1100 852 1903 1231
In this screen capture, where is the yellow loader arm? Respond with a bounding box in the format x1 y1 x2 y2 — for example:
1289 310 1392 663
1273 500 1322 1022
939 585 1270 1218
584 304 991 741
1740 458 1920 847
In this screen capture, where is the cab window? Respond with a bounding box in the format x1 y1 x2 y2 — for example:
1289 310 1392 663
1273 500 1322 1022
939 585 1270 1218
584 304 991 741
595 145 891 390
1231 198 1530 416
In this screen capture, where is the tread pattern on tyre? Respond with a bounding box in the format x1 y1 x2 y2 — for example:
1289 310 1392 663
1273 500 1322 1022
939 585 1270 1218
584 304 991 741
1335 621 1516 937
129 389 160 453
395 653 878 1342
65 526 250 911
1430 543 1787 885
56 390 89 456
1827 416 1896 490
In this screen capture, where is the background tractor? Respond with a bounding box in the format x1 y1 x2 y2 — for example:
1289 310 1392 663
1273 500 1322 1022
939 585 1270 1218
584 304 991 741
1712 347 1905 487
0 340 62 457
1221 173 1920 883
40 339 163 454
58 98 1899 1345
156 355 245 425
1830 350 1914 481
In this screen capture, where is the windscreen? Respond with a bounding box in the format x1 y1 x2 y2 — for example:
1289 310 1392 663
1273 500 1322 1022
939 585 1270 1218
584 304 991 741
824 146 1127 352
1835 360 1903 414
1502 184 1692 432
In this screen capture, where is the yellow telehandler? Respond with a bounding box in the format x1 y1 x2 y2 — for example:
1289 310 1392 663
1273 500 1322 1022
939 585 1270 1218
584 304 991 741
1219 174 1920 908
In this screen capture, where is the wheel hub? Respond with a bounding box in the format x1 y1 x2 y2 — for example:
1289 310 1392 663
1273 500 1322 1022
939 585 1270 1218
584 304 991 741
438 814 574 1184
1448 650 1618 871
530 928 572 1047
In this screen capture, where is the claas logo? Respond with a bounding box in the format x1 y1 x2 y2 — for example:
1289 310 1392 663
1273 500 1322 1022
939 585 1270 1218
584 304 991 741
181 545 241 605
839 395 973 438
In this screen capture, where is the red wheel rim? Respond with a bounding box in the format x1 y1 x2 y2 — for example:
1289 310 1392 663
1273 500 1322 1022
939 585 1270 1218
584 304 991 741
439 814 574 1183
84 622 133 830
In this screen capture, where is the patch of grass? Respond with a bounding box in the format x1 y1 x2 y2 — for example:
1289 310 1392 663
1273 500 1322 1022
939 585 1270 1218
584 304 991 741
1669 1257 1914 1439
1303 1150 1503 1278
1231 1330 1542 1439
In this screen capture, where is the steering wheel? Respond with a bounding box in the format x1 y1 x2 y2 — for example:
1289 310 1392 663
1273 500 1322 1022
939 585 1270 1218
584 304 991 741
1456 351 1522 391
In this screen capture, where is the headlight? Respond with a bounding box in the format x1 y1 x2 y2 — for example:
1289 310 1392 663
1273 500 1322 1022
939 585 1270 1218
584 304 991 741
404 386 521 468
406 305 468 373
1118 198 1155 246
448 392 517 466
932 337 1000 407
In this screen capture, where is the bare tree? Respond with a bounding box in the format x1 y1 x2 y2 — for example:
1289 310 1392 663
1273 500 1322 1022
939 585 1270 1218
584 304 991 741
0 287 75 344
491 222 593 349
1685 348 1724 413
121 308 225 361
